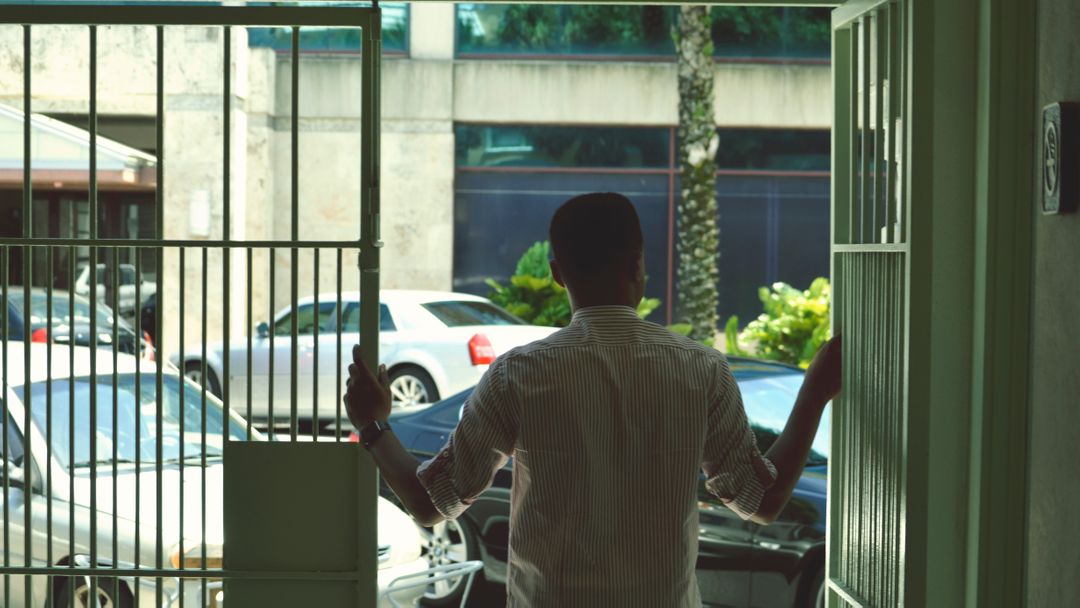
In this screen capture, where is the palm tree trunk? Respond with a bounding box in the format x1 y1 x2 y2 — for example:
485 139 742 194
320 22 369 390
675 6 720 345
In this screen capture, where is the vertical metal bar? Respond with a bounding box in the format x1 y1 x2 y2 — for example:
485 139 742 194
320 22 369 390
831 20 851 248
111 255 120 600
884 3 897 245
68 247 75 608
21 23 34 603
178 245 185 608
154 25 165 607
359 12 382 604
848 22 859 246
313 249 319 429
859 17 871 245
335 248 343 438
360 7 382 375
290 26 300 442
46 247 54 608
897 0 908 244
223 25 232 446
2 245 10 608
133 249 142 606
268 256 275 440
87 28 99 602
246 248 253 439
874 9 887 245
200 246 208 606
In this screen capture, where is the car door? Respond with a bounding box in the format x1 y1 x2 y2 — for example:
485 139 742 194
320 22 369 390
0 408 31 606
117 264 139 314
250 302 333 423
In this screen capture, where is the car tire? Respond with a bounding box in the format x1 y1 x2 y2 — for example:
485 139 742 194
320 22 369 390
419 517 483 607
388 366 439 408
184 361 223 398
52 576 134 608
801 564 826 608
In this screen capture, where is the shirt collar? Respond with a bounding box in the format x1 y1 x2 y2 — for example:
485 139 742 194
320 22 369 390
570 305 641 324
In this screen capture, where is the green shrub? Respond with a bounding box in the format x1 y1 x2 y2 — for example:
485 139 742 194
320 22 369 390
486 241 664 327
726 277 831 368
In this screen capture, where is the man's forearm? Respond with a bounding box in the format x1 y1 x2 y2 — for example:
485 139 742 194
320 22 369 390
753 387 829 524
369 432 444 527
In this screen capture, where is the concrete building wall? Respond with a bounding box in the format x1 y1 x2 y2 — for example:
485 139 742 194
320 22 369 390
0 9 830 351
1027 0 1080 604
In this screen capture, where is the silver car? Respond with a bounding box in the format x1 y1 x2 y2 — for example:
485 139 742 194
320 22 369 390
0 344 428 607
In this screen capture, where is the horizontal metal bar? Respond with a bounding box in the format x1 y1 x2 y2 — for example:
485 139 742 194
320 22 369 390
0 567 360 581
0 5 374 28
0 238 360 248
833 243 909 253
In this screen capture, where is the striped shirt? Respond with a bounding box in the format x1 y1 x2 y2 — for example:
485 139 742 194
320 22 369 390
417 305 776 607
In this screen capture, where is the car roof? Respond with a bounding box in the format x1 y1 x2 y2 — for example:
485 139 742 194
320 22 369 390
293 289 491 307
0 343 151 387
1 286 75 297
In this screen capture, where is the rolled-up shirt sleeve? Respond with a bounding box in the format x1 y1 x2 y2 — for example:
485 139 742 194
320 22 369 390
701 359 777 520
417 356 517 520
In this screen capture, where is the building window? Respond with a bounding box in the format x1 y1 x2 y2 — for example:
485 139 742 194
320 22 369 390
248 3 408 55
455 125 670 168
454 124 830 327
455 5 829 62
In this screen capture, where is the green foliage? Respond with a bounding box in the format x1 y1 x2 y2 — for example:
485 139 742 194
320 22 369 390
486 242 570 327
729 277 831 368
724 315 748 357
487 241 663 328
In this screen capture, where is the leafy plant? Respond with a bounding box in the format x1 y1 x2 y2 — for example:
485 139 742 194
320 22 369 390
727 277 831 368
487 241 663 327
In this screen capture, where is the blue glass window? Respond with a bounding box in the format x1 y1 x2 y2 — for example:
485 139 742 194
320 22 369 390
248 3 408 54
455 125 670 169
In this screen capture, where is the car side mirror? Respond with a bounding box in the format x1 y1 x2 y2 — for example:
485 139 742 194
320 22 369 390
2 460 25 488
256 322 269 338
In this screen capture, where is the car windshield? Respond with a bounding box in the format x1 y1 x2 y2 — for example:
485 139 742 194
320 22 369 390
421 301 526 327
739 373 829 466
10 292 115 327
17 373 247 470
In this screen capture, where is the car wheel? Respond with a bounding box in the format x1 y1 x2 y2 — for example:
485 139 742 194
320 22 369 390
184 361 222 398
388 366 439 408
53 576 134 608
418 517 482 607
802 565 825 608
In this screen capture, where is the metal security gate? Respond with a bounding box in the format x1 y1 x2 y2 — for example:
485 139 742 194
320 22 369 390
828 0 908 606
0 3 382 607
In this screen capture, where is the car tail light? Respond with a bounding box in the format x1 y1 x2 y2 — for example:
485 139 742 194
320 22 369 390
142 331 155 361
468 333 496 366
30 328 49 343
347 432 360 443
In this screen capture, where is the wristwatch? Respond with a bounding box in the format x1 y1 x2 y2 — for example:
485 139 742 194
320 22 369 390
359 419 392 450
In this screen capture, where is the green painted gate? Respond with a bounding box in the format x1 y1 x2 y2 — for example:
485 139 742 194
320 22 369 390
828 0 909 606
0 4 383 607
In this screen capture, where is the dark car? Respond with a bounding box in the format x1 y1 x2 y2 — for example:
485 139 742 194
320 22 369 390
374 357 830 608
1 286 152 358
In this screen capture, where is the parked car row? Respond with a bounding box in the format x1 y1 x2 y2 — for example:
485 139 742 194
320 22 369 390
2 286 154 360
170 290 556 429
0 344 430 608
367 358 830 608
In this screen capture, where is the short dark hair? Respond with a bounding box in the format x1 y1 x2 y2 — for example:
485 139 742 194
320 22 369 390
549 192 643 280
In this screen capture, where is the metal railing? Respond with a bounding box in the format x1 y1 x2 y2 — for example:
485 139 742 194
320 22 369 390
0 3 382 607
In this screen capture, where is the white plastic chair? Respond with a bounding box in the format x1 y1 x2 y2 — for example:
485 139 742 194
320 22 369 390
379 560 485 608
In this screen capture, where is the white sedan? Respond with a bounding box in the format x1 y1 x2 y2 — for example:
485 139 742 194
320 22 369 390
0 344 429 607
172 290 556 426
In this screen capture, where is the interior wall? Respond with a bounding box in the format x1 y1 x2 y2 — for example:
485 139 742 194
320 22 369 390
1027 0 1080 604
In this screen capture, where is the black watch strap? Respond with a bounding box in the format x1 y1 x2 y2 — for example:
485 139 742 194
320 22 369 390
359 420 391 449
